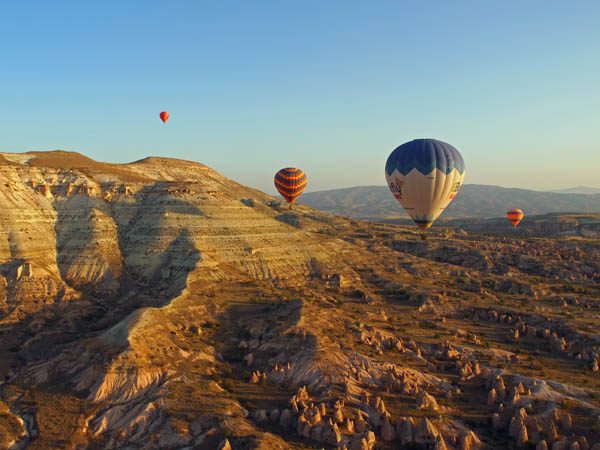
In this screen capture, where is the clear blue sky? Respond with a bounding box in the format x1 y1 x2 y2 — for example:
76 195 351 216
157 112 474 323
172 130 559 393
2 1 599 193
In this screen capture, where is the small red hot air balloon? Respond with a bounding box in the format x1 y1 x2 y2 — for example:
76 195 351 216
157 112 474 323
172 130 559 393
159 111 169 123
274 168 307 205
506 208 524 227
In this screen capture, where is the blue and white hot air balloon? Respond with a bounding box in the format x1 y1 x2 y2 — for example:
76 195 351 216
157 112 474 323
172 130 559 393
385 139 465 237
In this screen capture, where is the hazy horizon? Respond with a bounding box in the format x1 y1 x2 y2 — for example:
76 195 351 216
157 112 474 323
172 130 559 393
2 148 600 196
302 183 600 194
2 1 600 193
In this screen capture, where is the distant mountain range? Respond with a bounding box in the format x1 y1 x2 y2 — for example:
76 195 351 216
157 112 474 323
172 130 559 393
301 184 600 219
549 186 600 195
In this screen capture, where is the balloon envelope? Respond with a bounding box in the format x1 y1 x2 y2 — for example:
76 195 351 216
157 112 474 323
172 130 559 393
506 208 524 227
385 139 466 230
274 168 307 203
159 111 169 123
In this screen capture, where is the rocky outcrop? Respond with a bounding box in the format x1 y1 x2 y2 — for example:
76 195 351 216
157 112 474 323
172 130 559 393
0 151 599 449
416 390 440 412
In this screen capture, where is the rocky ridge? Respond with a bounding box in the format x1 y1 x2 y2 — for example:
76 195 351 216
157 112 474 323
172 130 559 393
0 151 598 449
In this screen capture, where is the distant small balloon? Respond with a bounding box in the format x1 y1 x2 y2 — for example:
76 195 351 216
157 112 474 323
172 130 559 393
506 208 524 227
274 168 307 204
159 111 169 123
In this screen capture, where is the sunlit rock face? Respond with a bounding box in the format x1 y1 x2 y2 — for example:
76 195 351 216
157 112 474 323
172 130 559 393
0 151 598 449
0 152 349 316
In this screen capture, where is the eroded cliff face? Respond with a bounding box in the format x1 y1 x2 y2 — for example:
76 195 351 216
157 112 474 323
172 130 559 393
0 151 360 449
0 152 348 315
0 151 599 450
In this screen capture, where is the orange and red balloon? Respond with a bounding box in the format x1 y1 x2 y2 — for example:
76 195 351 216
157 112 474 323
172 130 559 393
159 111 169 123
274 168 307 204
506 208 524 227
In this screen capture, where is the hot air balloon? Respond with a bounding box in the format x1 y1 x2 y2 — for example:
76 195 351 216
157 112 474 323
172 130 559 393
159 111 169 123
385 139 466 239
506 208 524 227
274 168 307 207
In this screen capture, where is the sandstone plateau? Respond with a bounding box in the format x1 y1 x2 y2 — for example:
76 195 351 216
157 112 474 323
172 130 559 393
0 151 598 449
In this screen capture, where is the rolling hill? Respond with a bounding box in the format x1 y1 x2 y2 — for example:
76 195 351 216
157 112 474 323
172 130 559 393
550 186 600 195
301 184 600 220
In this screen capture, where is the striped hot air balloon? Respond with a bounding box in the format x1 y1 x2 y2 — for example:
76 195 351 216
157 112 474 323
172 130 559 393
385 139 466 239
274 168 307 204
506 208 524 227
